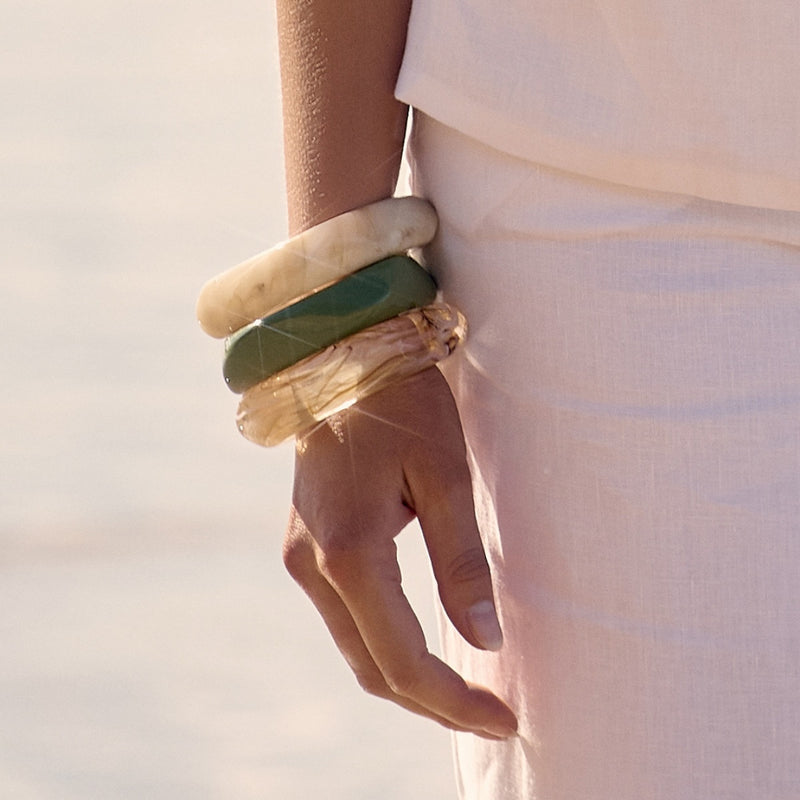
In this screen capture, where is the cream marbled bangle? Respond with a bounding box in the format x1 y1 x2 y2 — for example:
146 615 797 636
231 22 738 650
196 196 438 338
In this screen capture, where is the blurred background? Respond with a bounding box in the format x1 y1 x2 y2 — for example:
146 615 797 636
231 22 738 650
1 2 455 797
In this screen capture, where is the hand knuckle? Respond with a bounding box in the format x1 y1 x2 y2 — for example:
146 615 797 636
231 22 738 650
448 546 491 585
315 530 364 583
382 664 422 698
353 668 392 699
281 534 311 582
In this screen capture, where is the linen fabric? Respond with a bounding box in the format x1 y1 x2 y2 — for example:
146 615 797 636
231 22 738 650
407 112 800 799
396 0 800 213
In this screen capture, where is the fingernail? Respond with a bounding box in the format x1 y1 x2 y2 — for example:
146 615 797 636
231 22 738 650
467 600 504 651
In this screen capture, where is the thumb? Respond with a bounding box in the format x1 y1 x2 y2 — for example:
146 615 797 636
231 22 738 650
411 464 504 653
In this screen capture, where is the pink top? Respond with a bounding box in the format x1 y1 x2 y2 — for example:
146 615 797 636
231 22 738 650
396 0 800 212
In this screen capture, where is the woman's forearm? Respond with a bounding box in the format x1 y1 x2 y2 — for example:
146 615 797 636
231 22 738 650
276 0 413 235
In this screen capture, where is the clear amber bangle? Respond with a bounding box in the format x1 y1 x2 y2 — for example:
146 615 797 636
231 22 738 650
235 303 467 447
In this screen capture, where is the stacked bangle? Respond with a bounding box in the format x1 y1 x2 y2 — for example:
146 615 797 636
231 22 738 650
236 303 466 447
196 195 438 338
222 255 437 393
197 197 467 446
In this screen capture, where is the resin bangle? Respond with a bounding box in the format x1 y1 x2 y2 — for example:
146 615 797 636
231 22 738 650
196 196 438 338
236 303 467 447
222 255 437 393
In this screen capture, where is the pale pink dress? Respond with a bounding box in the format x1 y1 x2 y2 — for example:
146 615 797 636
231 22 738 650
396 3 800 798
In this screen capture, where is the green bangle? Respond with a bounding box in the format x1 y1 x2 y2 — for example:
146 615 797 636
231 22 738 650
222 255 437 393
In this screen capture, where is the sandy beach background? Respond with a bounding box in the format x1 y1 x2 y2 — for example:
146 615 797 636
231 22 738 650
1 2 456 797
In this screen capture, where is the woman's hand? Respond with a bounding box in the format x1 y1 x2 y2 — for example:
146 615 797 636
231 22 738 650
283 367 518 738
